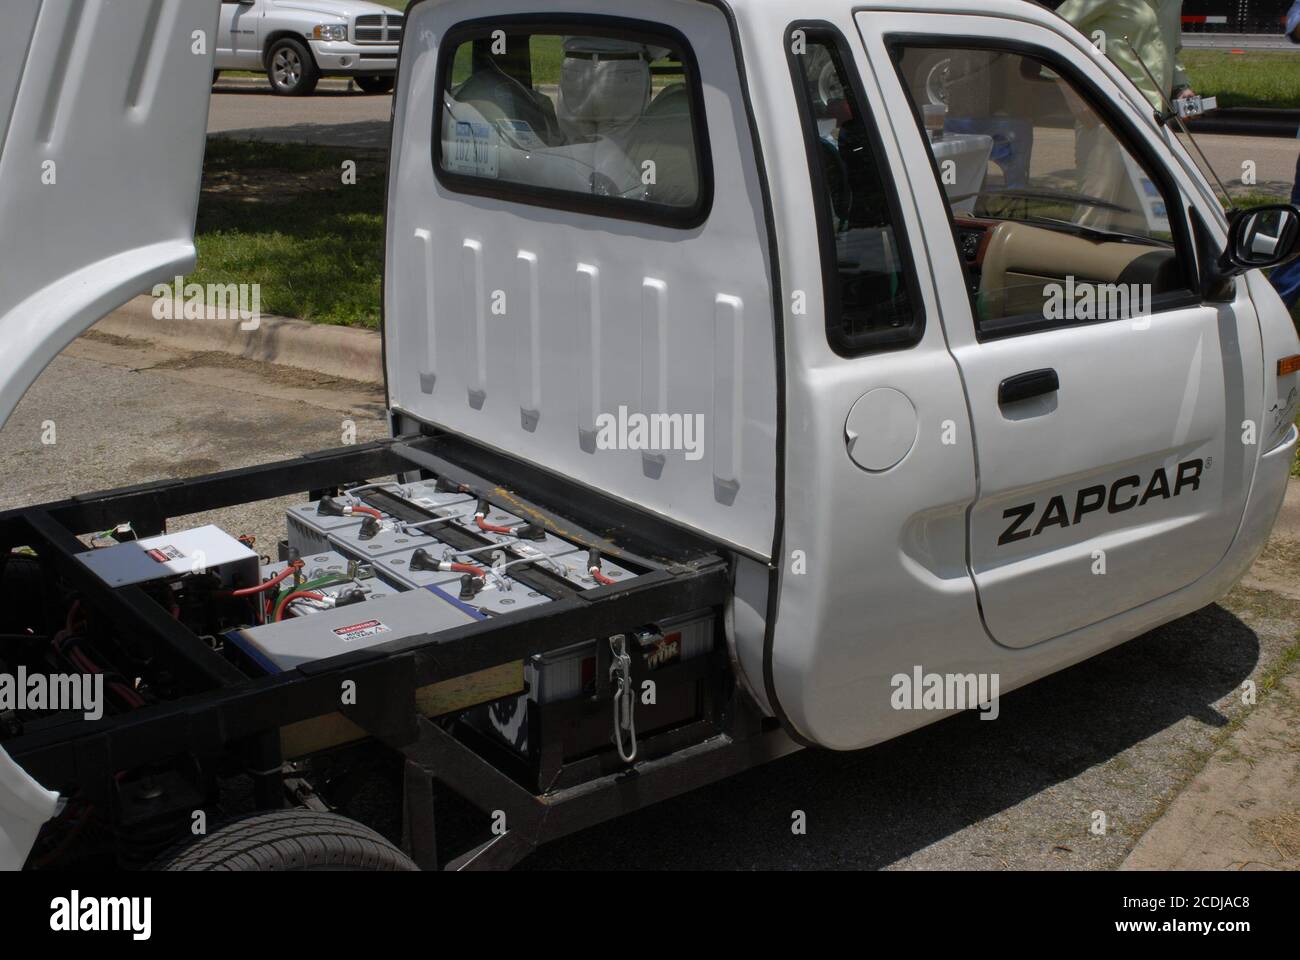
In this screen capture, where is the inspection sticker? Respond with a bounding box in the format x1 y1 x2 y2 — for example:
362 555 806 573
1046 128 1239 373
332 619 391 643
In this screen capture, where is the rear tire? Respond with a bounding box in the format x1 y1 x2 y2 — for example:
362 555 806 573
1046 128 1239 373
355 75 394 94
153 811 419 871
266 38 320 96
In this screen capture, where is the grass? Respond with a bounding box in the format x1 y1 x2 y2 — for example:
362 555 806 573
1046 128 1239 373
1182 50 1300 109
190 138 385 328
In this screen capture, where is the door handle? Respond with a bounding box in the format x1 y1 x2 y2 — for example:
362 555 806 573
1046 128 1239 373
999 368 1059 406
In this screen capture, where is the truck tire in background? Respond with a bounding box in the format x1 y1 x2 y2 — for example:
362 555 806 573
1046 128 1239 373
153 811 419 871
266 37 320 96
355 75 395 94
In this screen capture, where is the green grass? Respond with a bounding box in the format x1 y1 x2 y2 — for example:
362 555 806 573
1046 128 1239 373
1183 50 1300 109
450 36 565 87
190 138 385 328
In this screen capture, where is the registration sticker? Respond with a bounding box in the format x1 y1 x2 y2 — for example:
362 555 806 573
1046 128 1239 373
448 120 498 177
332 619 391 643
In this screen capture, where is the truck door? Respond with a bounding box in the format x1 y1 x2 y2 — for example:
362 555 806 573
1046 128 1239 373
855 12 1257 649
218 0 260 70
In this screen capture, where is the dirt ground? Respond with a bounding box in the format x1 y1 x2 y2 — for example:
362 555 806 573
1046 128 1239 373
1124 484 1300 870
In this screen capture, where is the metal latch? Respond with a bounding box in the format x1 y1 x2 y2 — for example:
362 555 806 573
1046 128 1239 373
609 634 637 763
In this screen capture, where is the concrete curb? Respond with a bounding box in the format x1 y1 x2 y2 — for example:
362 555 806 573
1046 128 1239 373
213 77 372 92
93 295 384 385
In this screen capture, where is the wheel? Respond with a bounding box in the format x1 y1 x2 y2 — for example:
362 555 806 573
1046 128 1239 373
920 54 953 107
266 38 319 96
355 75 394 94
152 811 419 871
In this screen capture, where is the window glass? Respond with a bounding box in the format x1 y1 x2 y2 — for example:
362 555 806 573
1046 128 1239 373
437 28 705 218
791 34 920 353
892 45 1192 335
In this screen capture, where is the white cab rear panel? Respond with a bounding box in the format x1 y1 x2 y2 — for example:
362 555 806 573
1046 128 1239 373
385 0 779 559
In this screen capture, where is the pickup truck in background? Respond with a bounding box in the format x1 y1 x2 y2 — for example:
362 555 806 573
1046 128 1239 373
216 0 403 95
0 0 1297 871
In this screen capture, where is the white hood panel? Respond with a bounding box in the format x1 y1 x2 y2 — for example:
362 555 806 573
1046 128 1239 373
0 0 218 429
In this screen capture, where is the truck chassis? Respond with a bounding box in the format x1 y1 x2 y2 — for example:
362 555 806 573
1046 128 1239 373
0 432 796 870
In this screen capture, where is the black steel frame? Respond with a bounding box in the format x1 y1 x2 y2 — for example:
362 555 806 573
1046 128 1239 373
0 433 795 870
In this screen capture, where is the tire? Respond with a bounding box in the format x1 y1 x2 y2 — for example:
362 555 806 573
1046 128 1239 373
355 75 394 94
152 811 419 872
266 38 319 96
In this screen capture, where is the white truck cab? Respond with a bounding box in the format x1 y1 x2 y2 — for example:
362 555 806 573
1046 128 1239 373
0 0 1296 870
216 0 403 95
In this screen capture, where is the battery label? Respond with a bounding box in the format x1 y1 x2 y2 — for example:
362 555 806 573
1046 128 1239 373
147 545 184 563
332 619 390 643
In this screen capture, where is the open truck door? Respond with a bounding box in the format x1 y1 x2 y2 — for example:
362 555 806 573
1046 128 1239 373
0 0 217 869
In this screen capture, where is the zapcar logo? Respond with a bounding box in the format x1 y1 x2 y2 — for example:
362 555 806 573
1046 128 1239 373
999 459 1204 547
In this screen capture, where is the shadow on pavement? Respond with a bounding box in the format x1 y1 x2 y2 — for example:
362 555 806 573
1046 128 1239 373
213 121 393 150
518 602 1259 869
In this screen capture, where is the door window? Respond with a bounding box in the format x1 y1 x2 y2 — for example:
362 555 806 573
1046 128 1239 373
891 44 1196 338
788 26 923 355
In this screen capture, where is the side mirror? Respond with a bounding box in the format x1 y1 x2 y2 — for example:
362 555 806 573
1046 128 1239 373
1222 204 1300 273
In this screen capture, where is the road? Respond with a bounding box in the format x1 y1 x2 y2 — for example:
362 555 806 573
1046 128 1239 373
1182 33 1300 52
207 81 1300 198
1 331 1296 869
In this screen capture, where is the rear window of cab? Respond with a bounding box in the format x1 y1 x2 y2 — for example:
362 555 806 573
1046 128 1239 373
432 18 713 228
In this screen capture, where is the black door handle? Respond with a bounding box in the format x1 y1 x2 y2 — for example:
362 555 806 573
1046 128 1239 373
999 368 1059 405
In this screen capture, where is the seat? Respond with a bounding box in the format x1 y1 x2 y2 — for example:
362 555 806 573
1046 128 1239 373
452 59 563 148
626 83 699 206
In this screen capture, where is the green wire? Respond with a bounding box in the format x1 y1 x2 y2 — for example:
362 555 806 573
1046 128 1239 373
271 574 352 621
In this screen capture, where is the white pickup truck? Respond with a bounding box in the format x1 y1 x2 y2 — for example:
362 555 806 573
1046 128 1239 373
0 0 1297 871
216 0 403 95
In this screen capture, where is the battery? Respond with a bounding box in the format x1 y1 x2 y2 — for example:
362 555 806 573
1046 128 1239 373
471 610 716 756
260 551 400 618
377 555 555 616
286 501 367 556
547 551 637 589
225 586 483 674
399 479 476 512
